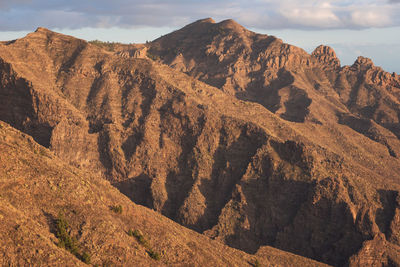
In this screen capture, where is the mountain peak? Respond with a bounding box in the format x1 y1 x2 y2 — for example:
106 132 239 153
217 19 245 31
312 45 337 57
25 26 86 46
34 27 52 33
197 18 216 24
354 56 374 67
311 45 340 68
185 18 216 28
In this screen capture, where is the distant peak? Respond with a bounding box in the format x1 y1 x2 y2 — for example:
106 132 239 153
220 19 239 25
354 56 374 67
312 45 340 68
181 18 216 31
35 27 52 33
177 18 245 36
24 27 86 46
312 45 337 57
197 18 216 24
218 19 243 29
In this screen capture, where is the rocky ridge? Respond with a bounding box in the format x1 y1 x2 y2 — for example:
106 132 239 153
147 18 400 151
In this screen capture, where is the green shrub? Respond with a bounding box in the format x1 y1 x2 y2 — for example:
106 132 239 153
127 229 134 237
132 229 147 246
253 259 261 267
147 249 161 260
111 205 123 214
80 251 91 264
55 213 90 264
56 213 79 254
88 40 120 52
129 229 160 260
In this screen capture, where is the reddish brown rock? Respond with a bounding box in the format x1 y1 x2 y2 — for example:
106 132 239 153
2 121 329 266
1 21 400 267
311 45 341 69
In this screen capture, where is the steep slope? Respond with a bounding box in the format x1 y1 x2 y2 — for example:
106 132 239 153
0 121 330 266
146 18 400 158
334 57 400 155
1 25 400 266
146 18 336 123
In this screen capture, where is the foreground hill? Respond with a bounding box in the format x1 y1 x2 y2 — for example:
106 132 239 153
0 121 328 266
0 21 400 266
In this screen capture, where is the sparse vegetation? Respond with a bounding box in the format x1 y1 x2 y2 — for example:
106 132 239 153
128 229 160 260
146 51 159 61
253 259 261 267
127 229 134 237
89 40 121 52
131 229 147 246
147 249 161 260
111 204 123 214
56 213 79 253
55 213 91 264
80 251 91 264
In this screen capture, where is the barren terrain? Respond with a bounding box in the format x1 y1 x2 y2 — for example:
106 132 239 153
1 19 400 266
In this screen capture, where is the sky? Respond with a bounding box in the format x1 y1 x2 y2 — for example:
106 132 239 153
0 0 399 73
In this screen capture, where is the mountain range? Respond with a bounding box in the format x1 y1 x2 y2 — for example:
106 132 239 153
1 18 400 266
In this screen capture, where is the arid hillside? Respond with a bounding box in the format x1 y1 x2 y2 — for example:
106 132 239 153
0 121 329 266
0 20 400 266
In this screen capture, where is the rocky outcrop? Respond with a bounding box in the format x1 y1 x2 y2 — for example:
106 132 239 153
332 56 400 146
117 46 148 59
348 233 400 266
312 45 340 69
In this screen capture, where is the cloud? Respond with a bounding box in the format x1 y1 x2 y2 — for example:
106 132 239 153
350 9 392 27
278 2 342 28
0 0 400 31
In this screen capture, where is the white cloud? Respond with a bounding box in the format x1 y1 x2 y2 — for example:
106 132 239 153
0 0 400 31
279 2 342 28
350 9 392 27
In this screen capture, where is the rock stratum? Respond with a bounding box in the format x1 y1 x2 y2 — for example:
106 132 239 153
0 19 400 266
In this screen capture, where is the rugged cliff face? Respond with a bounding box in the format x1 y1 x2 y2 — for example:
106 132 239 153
2 121 327 266
147 18 400 157
1 20 400 266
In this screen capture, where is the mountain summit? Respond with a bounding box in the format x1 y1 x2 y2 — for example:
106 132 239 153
1 19 400 266
311 45 341 68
